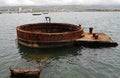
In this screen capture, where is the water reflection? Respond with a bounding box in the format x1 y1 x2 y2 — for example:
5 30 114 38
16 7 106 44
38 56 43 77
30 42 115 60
17 44 82 64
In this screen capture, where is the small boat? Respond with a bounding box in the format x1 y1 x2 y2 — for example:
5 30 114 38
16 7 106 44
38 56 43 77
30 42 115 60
32 13 41 15
43 12 48 14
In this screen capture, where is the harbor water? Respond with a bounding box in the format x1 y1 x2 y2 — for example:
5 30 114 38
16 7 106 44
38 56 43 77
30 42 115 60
0 12 120 78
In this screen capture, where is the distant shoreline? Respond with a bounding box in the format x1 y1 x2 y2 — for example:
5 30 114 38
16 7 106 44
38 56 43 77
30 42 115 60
0 5 120 13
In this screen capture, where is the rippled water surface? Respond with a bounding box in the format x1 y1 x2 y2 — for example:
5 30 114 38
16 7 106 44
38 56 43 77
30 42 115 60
0 12 120 78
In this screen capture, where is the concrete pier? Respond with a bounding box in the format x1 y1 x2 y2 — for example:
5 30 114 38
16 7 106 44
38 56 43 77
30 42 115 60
75 33 118 47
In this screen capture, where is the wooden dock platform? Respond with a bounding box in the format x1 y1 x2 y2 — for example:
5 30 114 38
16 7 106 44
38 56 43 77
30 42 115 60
75 33 118 47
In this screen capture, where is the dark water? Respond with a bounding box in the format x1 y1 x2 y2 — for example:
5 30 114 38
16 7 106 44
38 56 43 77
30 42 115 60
0 12 120 78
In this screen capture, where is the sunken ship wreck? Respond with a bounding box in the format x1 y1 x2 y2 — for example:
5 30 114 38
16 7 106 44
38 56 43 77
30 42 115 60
16 22 84 48
16 18 118 48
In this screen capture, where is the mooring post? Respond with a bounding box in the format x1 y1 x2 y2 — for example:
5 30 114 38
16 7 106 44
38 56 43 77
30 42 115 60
78 24 81 28
95 34 99 39
93 33 99 39
89 27 93 34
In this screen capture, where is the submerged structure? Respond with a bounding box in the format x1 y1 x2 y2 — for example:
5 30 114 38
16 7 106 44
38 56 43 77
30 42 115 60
16 23 84 48
10 67 41 78
16 22 118 48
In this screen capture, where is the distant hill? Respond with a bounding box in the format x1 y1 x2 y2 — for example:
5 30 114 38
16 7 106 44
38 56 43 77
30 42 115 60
1 5 120 8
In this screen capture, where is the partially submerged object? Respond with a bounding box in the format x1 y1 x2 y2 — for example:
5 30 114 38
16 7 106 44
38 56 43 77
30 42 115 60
10 67 41 78
75 33 118 47
16 23 84 48
16 22 118 48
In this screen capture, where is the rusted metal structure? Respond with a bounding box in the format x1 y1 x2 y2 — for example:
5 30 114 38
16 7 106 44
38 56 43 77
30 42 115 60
75 33 118 47
16 23 84 48
10 67 41 78
16 22 118 48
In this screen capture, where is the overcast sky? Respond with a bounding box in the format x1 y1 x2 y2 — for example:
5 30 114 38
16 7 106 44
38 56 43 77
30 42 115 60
0 0 120 6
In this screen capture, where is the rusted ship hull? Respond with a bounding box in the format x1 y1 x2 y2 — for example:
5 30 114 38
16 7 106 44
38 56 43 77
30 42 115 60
17 38 75 48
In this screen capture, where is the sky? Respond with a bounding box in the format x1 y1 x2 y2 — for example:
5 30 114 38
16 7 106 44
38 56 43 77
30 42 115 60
0 0 120 6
